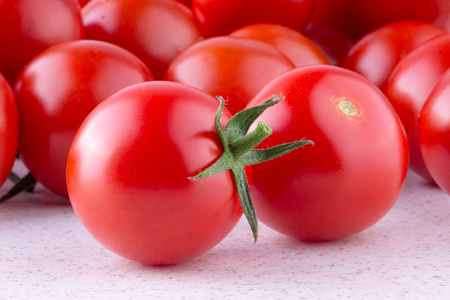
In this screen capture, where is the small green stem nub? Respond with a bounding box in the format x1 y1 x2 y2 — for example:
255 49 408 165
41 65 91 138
189 94 313 242
229 121 272 159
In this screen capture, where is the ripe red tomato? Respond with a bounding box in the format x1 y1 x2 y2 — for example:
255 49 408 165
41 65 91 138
247 65 409 241
0 0 84 85
0 73 18 188
82 0 200 79
419 69 450 195
164 36 295 115
385 33 450 182
229 23 329 67
14 40 154 198
66 81 242 265
192 0 315 38
341 21 446 91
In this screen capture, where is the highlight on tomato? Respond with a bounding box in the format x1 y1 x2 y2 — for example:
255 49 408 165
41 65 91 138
13 40 154 198
66 81 311 265
246 65 409 241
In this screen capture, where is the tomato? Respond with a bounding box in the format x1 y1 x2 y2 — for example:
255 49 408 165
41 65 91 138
246 65 409 241
82 0 200 79
0 73 18 188
341 21 446 91
0 0 84 85
164 36 295 115
385 33 450 182
192 0 315 38
229 23 329 67
419 69 450 195
14 40 154 198
66 81 241 265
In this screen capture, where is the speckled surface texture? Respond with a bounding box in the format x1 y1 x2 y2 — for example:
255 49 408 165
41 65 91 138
1 160 450 299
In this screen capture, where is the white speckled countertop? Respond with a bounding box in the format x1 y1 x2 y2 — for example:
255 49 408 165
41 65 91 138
1 160 450 300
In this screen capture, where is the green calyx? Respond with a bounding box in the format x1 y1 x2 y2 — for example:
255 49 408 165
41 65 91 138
189 94 313 242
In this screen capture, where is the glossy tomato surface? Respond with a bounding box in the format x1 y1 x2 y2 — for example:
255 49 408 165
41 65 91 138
14 40 154 198
0 0 84 85
229 23 329 67
67 81 242 265
192 0 315 38
247 65 409 241
419 69 450 195
0 73 18 188
385 33 450 182
164 36 295 115
82 0 200 79
341 21 446 91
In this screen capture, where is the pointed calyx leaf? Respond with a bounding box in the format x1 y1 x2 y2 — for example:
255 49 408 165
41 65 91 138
189 94 313 242
223 94 282 142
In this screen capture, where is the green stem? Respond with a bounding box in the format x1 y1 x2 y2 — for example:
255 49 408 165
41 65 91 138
189 95 313 241
229 121 272 159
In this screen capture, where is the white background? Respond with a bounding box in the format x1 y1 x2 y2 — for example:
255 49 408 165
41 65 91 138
1 160 449 299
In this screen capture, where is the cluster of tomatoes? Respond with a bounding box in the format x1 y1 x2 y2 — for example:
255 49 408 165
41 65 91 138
1 0 450 266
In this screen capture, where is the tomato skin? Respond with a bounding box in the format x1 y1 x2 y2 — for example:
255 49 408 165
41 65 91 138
0 74 18 188
341 21 446 91
310 0 449 41
192 0 315 38
246 66 409 241
419 69 450 195
0 0 84 85
352 0 448 35
176 0 192 6
82 0 200 79
302 26 354 66
78 0 90 7
307 0 360 40
14 40 154 198
164 36 295 115
385 33 450 182
67 81 242 265
229 23 329 67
